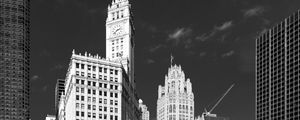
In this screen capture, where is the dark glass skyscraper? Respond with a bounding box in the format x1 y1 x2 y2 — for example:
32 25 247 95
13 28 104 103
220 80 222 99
256 10 300 120
0 0 30 120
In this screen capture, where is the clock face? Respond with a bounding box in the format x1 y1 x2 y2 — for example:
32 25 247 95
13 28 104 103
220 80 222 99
112 24 123 36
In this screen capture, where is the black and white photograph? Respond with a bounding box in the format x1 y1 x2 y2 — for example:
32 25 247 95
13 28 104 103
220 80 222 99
1 0 300 120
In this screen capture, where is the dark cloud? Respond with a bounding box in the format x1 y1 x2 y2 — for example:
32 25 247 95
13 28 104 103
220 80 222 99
215 21 234 31
222 50 235 58
168 28 193 45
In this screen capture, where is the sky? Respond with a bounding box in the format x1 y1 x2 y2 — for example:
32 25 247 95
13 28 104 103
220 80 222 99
30 0 300 120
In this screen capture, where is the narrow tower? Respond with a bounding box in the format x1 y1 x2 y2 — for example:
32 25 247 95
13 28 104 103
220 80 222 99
106 0 135 88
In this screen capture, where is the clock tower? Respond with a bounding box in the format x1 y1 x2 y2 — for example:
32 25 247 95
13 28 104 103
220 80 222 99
106 0 135 86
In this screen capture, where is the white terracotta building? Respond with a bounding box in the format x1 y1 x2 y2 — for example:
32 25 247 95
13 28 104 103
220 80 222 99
157 64 194 120
58 0 139 120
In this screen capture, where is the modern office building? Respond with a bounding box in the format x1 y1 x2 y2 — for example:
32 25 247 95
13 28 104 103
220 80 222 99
139 99 150 120
157 64 194 120
0 0 30 119
256 10 300 119
58 0 140 120
55 79 65 115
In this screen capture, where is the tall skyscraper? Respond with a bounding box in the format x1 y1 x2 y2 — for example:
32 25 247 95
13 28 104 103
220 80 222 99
139 99 150 120
57 0 140 120
0 0 30 120
157 63 194 120
256 10 300 120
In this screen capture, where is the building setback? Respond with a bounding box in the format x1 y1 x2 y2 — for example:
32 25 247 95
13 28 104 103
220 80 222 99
57 0 140 120
0 0 30 119
256 10 300 120
157 64 194 120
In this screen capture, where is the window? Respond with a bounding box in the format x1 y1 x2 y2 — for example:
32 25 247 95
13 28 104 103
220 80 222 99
115 108 118 113
88 97 91 102
81 104 84 109
104 107 107 112
88 73 91 78
99 114 103 119
99 98 102 103
93 74 96 78
88 65 91 71
76 79 80 84
99 83 103 88
81 72 84 77
104 76 107 80
81 88 84 93
115 85 118 90
110 100 113 105
76 87 79 92
115 93 118 98
81 112 84 117
104 114 107 119
110 115 114 120
110 107 113 112
93 105 96 110
115 70 118 75
88 89 91 94
88 112 91 118
110 77 113 82
76 103 79 108
93 113 96 118
76 71 79 75
88 81 91 86
115 116 118 120
76 95 79 100
99 90 102 96
81 80 85 85
93 82 96 86
76 111 79 116
81 96 84 101
110 85 113 89
104 91 107 96
93 90 96 95
99 75 103 80
104 99 107 104
110 69 114 74
99 106 103 111
104 84 107 88
92 66 96 71
99 67 103 72
115 78 118 82
76 63 80 68
81 64 85 69
110 92 113 97
104 68 107 73
115 100 118 105
88 104 91 110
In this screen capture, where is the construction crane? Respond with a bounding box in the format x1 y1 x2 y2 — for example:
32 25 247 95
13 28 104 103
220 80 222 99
201 84 235 118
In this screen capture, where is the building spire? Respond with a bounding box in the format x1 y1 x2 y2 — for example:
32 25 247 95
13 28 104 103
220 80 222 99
170 54 174 66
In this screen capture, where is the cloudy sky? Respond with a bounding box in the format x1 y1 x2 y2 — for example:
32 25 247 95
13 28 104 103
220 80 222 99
30 0 300 120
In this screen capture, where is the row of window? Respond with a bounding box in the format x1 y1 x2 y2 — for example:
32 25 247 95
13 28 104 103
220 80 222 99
75 79 119 89
111 9 124 20
75 103 118 113
75 72 119 82
76 87 119 98
75 63 119 75
75 111 118 120
76 95 119 103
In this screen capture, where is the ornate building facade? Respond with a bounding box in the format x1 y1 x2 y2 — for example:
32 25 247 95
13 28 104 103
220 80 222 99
0 0 30 119
157 64 194 120
58 0 139 120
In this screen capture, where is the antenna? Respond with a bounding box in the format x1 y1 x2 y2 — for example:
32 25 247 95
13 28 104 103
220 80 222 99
208 84 235 113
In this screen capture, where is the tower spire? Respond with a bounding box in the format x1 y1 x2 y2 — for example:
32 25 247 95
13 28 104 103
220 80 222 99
170 54 174 66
